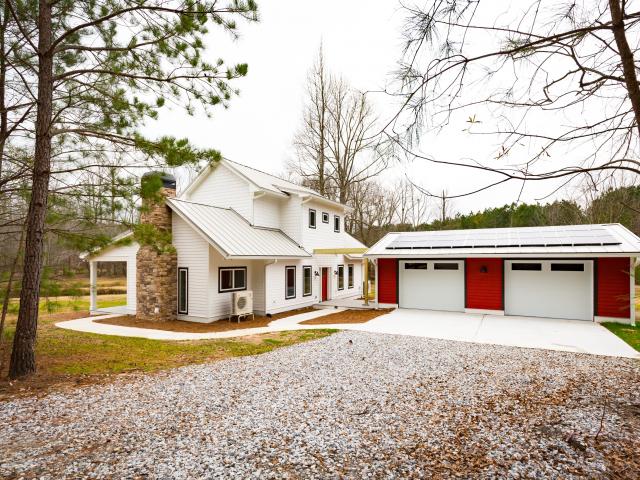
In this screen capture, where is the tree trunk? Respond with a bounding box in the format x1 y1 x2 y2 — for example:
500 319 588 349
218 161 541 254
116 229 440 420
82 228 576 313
0 226 24 375
0 1 9 180
609 0 640 137
9 0 54 379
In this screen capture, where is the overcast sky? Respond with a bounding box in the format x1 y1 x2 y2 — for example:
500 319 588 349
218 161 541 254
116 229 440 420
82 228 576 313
147 0 593 219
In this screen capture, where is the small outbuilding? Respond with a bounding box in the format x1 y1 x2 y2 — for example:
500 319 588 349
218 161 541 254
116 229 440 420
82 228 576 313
365 224 639 324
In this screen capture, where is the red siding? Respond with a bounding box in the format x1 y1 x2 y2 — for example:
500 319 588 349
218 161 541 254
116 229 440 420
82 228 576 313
597 257 631 319
465 258 503 310
378 259 398 304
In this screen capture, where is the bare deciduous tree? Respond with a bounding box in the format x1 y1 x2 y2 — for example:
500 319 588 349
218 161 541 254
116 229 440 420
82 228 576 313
390 0 640 197
291 46 388 204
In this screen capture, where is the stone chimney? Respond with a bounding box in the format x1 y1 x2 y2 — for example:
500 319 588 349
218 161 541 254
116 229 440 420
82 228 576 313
136 172 178 322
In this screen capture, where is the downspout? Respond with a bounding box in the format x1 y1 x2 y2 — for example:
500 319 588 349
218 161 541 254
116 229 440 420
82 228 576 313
265 259 278 316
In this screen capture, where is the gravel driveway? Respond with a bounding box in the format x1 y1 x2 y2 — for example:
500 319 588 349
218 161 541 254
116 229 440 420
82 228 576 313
1 332 639 479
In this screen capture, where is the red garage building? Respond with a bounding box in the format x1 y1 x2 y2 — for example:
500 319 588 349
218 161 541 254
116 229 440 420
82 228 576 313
366 224 638 324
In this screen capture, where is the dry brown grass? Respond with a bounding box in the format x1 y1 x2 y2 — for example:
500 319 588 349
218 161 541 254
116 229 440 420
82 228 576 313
300 308 393 325
94 306 317 333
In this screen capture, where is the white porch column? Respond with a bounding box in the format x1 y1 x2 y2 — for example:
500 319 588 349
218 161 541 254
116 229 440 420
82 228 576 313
363 258 369 306
89 260 97 312
374 258 379 309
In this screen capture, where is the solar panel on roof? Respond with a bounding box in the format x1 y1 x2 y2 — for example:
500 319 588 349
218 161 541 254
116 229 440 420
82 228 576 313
385 226 622 250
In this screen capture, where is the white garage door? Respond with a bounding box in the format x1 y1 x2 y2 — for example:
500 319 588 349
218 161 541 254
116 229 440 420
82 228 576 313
399 260 464 311
505 260 593 321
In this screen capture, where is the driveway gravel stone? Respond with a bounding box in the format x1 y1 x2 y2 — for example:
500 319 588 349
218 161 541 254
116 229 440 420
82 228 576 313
1 331 639 479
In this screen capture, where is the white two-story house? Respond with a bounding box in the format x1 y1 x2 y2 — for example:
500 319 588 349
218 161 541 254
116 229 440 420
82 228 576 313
84 159 367 322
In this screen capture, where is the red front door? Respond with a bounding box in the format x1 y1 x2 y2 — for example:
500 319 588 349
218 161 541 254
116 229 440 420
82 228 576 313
321 268 328 301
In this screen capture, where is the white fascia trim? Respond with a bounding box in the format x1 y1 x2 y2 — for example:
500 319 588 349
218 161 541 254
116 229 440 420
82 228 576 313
226 255 312 260
465 308 505 315
594 315 634 325
364 252 640 259
376 303 398 309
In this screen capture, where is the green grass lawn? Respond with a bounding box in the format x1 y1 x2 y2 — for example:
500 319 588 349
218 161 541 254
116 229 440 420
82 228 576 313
603 322 640 352
0 299 336 399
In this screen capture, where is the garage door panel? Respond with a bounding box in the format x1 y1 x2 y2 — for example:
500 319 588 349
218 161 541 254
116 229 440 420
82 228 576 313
505 260 593 321
399 260 464 312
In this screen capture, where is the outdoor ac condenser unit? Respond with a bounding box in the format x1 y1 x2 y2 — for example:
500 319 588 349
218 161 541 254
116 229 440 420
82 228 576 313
232 290 253 316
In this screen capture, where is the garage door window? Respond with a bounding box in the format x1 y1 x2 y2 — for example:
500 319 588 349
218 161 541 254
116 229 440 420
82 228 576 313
405 263 428 270
511 263 542 271
551 263 584 272
434 263 459 270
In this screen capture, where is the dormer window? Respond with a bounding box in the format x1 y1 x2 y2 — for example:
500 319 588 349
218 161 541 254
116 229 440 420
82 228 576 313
334 215 340 233
322 212 329 223
309 209 316 229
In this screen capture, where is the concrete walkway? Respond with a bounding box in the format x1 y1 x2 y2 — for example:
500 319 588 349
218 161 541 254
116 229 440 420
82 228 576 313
56 308 639 358
56 308 351 341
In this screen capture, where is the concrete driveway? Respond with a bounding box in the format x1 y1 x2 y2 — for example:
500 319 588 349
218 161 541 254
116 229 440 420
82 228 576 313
355 309 639 358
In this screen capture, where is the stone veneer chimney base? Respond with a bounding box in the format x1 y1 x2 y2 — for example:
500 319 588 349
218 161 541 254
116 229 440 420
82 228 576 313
136 246 177 322
136 176 178 322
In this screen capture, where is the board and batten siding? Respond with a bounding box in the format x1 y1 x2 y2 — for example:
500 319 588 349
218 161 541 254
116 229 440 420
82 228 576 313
378 258 398 304
596 257 631 320
253 194 281 229
465 258 503 311
186 163 252 221
173 215 210 320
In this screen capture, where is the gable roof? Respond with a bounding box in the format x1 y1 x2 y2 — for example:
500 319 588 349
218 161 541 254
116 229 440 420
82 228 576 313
365 224 640 258
183 159 350 210
167 198 312 259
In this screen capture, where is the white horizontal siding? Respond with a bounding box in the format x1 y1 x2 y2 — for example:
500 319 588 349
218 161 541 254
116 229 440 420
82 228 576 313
264 254 363 314
253 195 281 229
300 200 355 251
186 163 252 220
174 215 210 320
208 247 265 319
279 196 302 245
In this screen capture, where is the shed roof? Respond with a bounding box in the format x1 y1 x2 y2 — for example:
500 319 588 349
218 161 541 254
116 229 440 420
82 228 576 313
365 224 640 258
167 198 311 259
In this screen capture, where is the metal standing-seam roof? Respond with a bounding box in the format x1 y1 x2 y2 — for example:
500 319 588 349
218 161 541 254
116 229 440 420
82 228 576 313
167 198 312 259
365 224 640 258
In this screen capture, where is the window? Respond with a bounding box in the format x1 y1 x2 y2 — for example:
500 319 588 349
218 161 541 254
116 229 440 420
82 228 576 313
219 267 247 292
551 263 585 272
334 215 340 232
303 266 312 296
309 209 316 229
285 266 296 299
337 264 344 290
348 264 354 288
322 212 329 223
511 263 542 271
434 263 459 270
177 268 188 314
405 263 428 270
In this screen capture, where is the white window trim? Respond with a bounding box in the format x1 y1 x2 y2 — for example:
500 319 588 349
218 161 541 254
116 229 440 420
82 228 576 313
334 215 340 232
347 264 354 289
303 265 312 297
285 266 296 299
337 264 344 290
322 212 329 223
219 267 247 293
309 209 317 229
178 267 188 314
